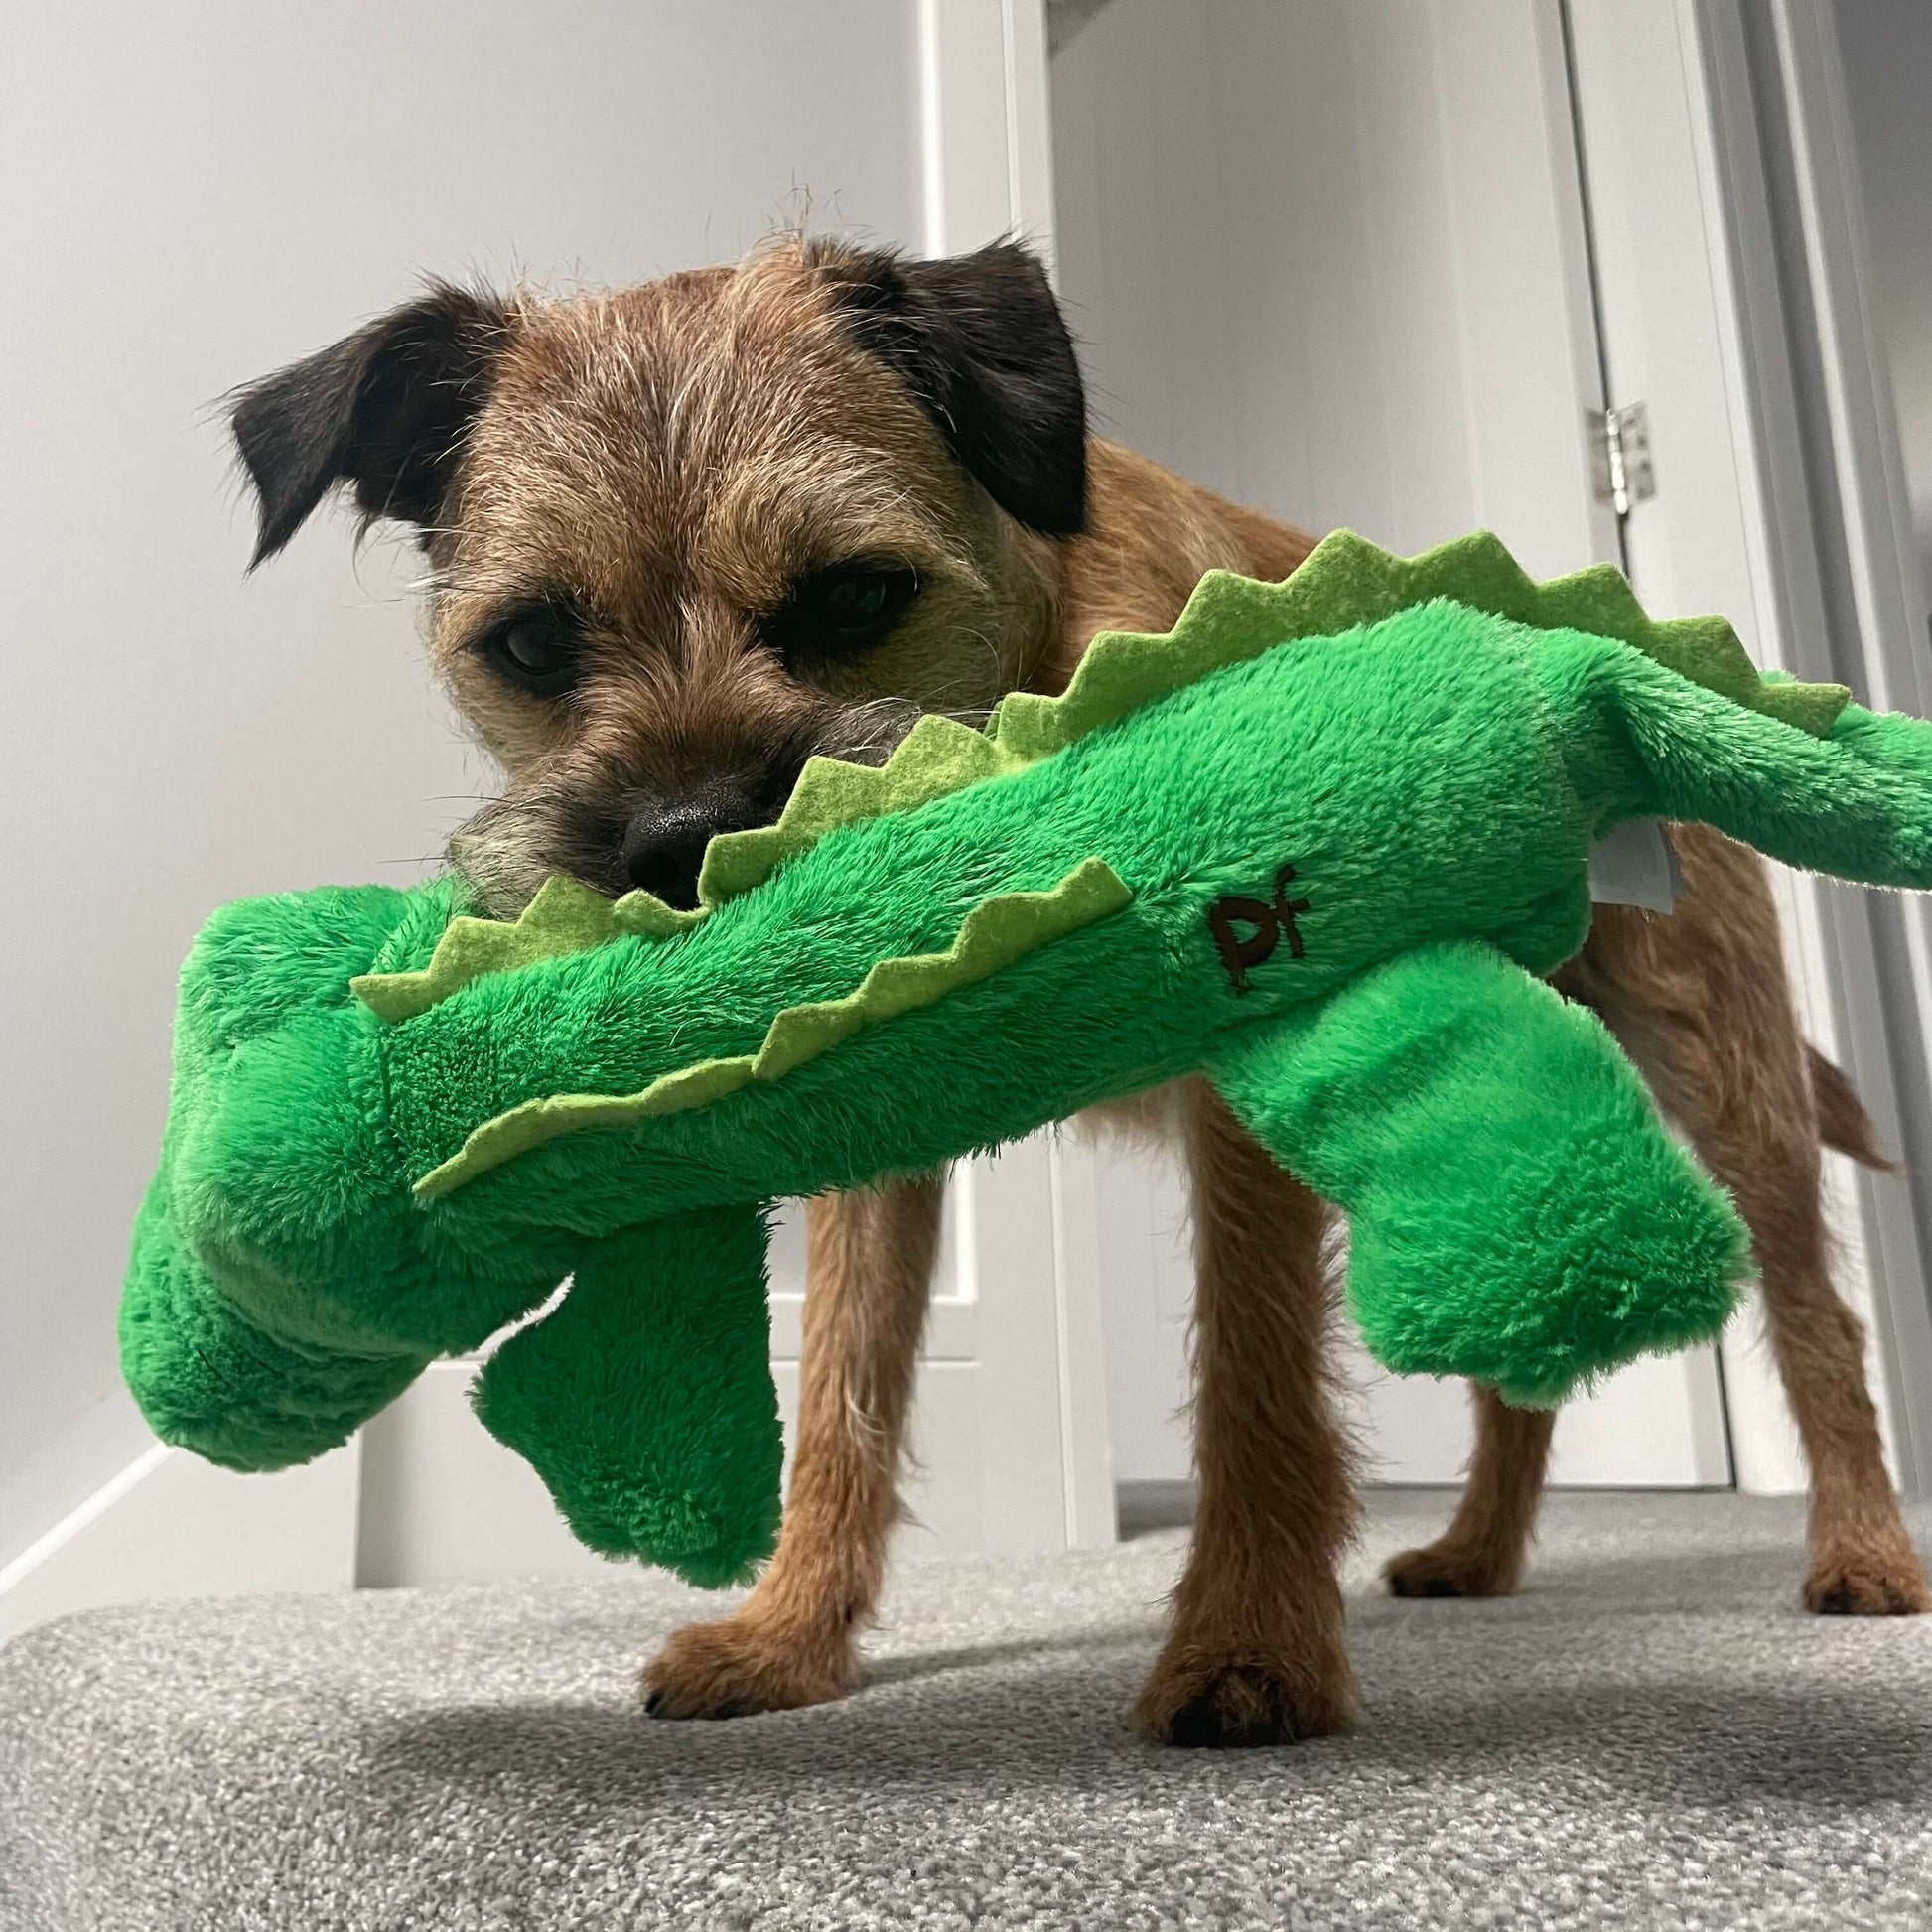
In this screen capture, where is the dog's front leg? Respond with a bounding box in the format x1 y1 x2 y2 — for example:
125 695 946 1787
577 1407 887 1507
642 1173 942 1718
1131 1076 1359 1746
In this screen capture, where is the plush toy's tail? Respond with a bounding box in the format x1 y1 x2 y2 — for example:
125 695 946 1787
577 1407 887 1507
1583 642 1932 889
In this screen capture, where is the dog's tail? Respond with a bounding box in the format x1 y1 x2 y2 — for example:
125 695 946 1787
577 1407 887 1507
1808 1042 1895 1170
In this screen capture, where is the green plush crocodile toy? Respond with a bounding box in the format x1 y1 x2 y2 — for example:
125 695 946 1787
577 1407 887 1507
122 529 1932 1587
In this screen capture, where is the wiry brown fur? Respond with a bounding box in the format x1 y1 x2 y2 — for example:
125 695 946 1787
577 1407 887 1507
1387 830 1927 1615
423 247 1063 913
239 238 1927 1751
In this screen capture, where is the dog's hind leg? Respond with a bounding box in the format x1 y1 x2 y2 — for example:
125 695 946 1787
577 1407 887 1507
641 1174 942 1716
1383 1386 1557 1598
1569 828 1928 1613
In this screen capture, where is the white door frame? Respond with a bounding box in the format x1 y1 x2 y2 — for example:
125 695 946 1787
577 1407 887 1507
889 0 1116 1553
1566 0 1931 1493
1742 0 1932 1493
918 0 1058 265
1696 0 1932 1491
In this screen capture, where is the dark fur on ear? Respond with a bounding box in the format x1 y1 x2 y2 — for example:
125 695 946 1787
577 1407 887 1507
229 283 513 567
811 239 1087 536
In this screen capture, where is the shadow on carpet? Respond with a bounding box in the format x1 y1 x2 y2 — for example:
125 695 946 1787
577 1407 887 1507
2 1490 1928 1930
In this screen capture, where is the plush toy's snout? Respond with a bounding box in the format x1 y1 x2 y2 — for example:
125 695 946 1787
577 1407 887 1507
120 1175 427 1471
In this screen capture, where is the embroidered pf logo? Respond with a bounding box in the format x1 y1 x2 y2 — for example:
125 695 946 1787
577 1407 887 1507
1207 863 1311 994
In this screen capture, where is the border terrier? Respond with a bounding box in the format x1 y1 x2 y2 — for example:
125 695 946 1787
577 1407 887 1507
230 235 1928 1746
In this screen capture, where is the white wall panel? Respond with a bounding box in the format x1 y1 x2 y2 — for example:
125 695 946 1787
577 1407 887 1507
0 0 920 1574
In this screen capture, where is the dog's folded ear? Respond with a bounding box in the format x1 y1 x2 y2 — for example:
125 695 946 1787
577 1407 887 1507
812 240 1087 537
229 283 513 567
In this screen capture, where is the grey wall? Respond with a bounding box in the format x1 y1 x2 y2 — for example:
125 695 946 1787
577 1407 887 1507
1838 0 1932 611
0 0 918 1568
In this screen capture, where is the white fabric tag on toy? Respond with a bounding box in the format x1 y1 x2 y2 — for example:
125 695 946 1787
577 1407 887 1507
1587 818 1683 913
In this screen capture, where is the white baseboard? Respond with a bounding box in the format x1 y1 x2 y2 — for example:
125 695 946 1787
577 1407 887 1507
0 1390 159 1575
354 1361 621 1587
0 1439 359 1645
355 1355 1013 1590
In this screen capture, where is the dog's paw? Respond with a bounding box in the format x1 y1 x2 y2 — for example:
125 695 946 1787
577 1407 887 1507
641 1612 858 1720
1804 1542 1931 1615
1383 1539 1521 1599
1132 1642 1354 1748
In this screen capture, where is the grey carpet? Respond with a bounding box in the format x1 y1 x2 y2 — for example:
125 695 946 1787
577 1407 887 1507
2 1490 1930 1931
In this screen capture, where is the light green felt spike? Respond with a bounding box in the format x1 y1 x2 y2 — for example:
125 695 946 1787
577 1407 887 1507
359 529 1850 1023
696 714 1024 906
413 857 1131 1197
612 892 709 940
355 874 704 1020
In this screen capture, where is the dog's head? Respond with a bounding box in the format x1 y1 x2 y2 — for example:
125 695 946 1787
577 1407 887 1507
231 239 1086 912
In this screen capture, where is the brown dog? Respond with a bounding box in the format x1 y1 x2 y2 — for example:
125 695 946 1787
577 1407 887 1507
232 236 1929 1747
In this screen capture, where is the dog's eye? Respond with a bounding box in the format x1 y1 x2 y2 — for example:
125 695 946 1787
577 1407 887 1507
765 562 920 662
482 612 580 697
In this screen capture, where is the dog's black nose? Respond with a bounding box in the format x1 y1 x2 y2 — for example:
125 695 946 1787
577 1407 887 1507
619 783 768 908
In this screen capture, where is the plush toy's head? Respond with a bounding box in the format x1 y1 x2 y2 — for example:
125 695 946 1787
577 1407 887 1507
123 882 541 1461
125 871 796 1587
162 882 567 1346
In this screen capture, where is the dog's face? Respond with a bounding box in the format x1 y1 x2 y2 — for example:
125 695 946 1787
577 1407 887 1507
232 240 1086 912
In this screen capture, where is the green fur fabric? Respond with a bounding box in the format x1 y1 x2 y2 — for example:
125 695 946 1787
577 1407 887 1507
122 530 1932 1586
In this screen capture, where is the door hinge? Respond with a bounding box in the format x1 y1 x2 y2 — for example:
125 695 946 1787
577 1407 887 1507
1589 401 1656 516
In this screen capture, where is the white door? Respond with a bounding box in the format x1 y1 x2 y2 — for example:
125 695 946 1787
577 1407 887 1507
1561 0 1916 1492
1047 0 1732 1490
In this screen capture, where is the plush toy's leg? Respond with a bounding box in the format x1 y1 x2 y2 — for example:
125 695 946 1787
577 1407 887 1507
120 1177 428 1469
472 1205 783 1588
1204 941 1752 1406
